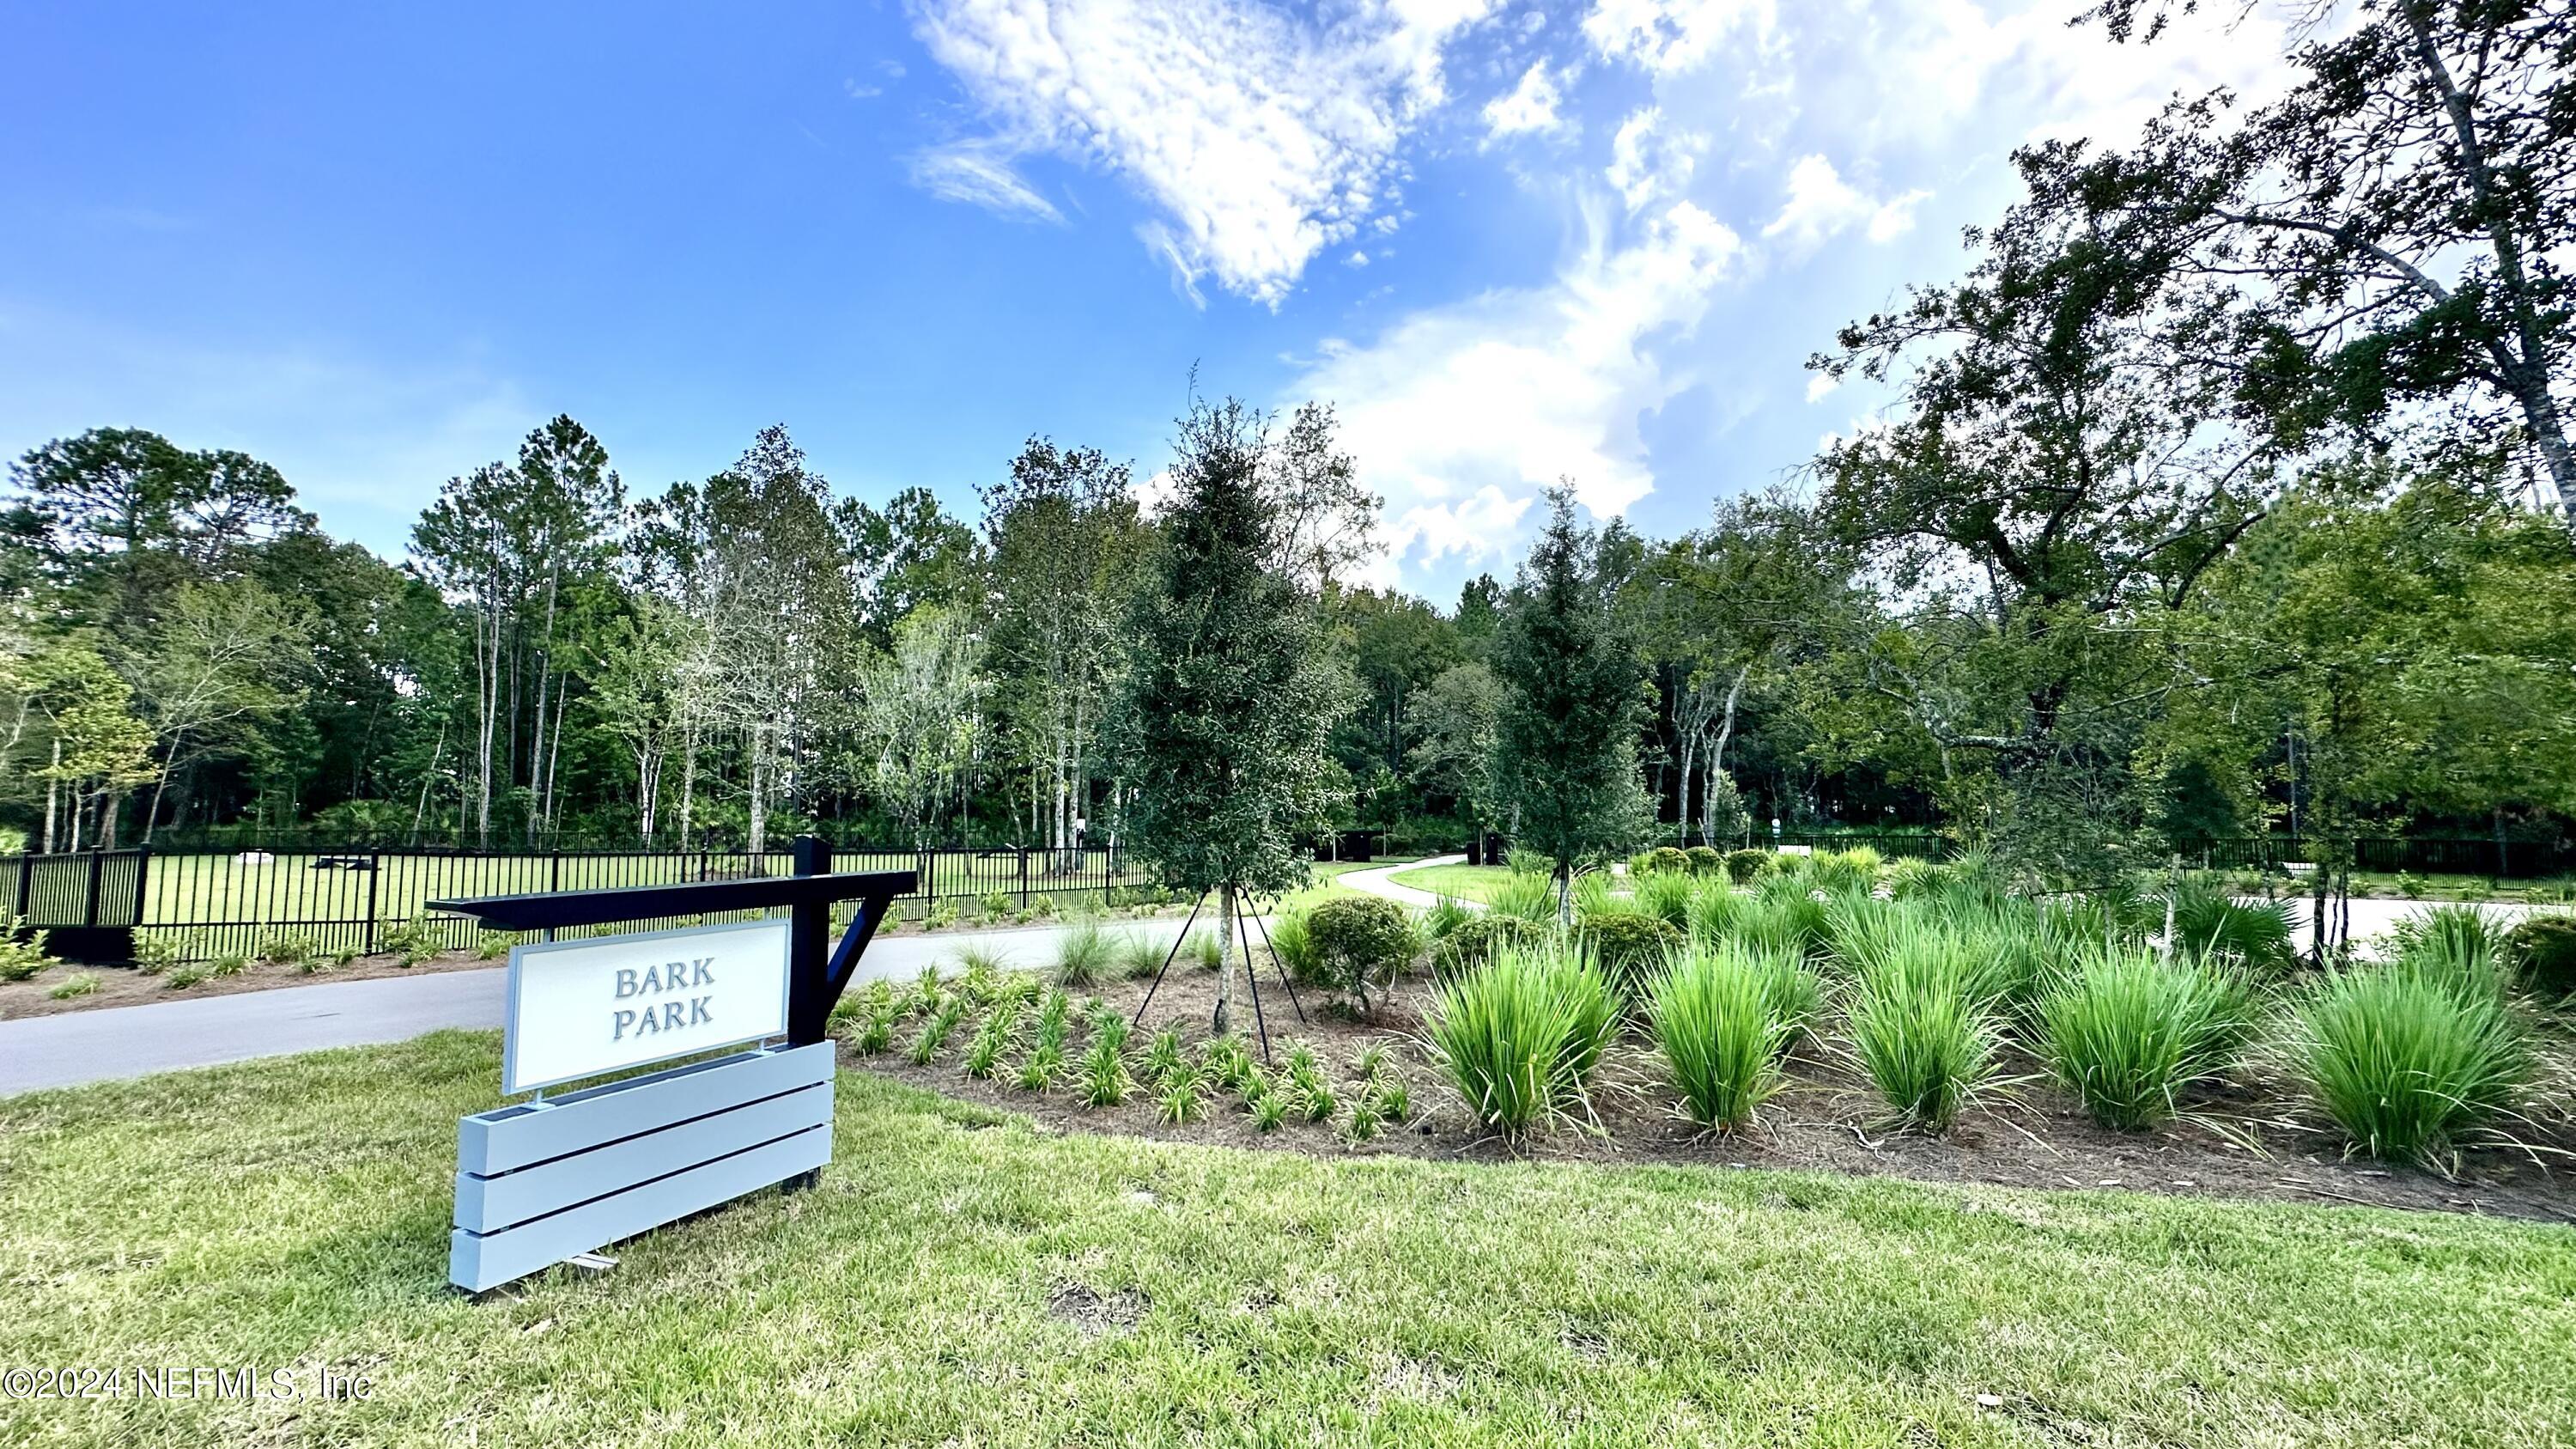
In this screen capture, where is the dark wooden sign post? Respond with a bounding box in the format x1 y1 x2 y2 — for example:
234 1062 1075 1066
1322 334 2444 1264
429 837 914 1292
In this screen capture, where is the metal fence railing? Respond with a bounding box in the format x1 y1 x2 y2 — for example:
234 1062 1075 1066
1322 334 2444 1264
4 843 1163 965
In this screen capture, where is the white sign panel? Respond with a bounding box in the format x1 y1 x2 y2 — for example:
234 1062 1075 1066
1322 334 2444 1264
502 918 793 1096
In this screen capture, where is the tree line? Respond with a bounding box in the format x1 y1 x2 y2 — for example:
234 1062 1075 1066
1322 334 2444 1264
0 0 2568 892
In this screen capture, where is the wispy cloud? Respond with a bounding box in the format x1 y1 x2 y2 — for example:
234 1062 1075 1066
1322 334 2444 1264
1482 61 1566 141
910 0 1498 307
907 142 1065 224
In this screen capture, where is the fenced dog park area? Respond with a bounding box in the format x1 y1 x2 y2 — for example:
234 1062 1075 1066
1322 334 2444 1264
3 843 1168 964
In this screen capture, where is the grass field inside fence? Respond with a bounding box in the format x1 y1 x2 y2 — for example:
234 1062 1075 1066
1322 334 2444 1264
118 848 1162 959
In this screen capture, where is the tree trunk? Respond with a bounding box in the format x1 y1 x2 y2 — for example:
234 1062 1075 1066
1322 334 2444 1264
1212 881 1238 1036
42 738 59 854
1556 861 1573 928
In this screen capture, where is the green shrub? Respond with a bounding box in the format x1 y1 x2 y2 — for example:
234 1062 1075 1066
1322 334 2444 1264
1685 845 1726 878
1422 942 1618 1140
1054 921 1113 987
1723 849 1773 885
981 890 1014 918
1432 913 1544 979
47 971 101 1001
1489 872 1560 923
962 1002 1021 1079
1632 872 1696 928
1641 846 1691 876
1142 1027 1187 1085
1881 856 1947 901
0 916 55 982
2038 949 2251 1130
1848 961 1998 1132
210 951 251 978
1806 848 1880 894
925 900 961 931
1647 944 1787 1131
255 931 319 968
2503 913 2576 997
1303 897 1419 1018
1577 910 1684 998
471 930 519 961
380 914 444 965
131 931 184 975
164 963 210 990
2289 965 2532 1164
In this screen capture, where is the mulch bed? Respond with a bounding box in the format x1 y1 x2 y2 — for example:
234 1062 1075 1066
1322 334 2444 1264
848 961 2576 1228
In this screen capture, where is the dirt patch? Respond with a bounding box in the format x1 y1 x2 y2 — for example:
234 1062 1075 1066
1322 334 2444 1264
0 948 506 1020
1048 1283 1150 1338
848 959 2576 1227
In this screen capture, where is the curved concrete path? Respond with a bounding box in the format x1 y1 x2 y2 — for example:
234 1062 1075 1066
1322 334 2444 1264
0 916 1209 1098
1340 854 1475 910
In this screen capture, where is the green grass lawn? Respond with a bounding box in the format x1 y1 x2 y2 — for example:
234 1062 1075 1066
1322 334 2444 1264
6 1037 2573 1446
1384 861 1518 903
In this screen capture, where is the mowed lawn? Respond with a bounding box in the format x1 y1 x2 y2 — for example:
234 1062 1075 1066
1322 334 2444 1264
5 1038 2574 1446
1385 861 1517 903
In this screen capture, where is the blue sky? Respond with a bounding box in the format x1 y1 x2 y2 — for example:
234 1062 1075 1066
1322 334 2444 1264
0 1 2293 603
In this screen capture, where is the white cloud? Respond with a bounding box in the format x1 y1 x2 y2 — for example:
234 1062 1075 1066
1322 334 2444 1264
1804 372 1838 404
1482 61 1565 140
1760 155 1928 252
1605 107 1703 211
907 142 1064 224
1583 0 1774 75
1291 200 1745 575
912 0 1499 307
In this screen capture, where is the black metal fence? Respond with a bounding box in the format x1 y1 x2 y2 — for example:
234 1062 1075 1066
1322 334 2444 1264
4 843 1162 965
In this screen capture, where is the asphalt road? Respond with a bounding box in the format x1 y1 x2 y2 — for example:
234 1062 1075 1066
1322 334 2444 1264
0 916 1207 1097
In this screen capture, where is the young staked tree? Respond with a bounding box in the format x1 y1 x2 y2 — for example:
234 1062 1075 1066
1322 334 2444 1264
1490 487 1655 923
1111 397 1346 1035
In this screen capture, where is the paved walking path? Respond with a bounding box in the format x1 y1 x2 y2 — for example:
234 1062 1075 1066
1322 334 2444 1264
1340 854 1472 910
0 916 1204 1097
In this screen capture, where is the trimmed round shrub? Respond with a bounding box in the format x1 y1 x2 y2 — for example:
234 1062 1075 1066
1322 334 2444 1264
1434 913 1544 979
1685 845 1726 878
2504 913 2576 998
1643 846 1691 876
1724 849 1774 885
1577 910 1685 998
1303 896 1419 1018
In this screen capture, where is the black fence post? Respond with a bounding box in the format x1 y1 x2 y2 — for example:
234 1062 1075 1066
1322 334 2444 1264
13 853 30 924
363 851 381 956
82 849 106 929
131 845 150 927
787 835 832 1046
1018 847 1030 909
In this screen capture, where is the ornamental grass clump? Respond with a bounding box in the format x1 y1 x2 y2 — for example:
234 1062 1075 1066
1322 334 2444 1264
1647 943 1788 1132
1054 921 1114 987
1632 871 1696 929
2169 880 2300 973
1489 871 1560 923
2289 964 2533 1165
1846 929 2000 1131
1078 1035 1133 1107
2038 949 2251 1130
1421 941 1619 1140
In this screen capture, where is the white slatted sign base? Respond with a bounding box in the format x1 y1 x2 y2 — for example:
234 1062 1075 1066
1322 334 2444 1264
449 1042 833 1293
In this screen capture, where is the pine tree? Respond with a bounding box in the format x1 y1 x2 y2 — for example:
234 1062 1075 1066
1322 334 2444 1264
1491 487 1655 923
1110 398 1346 1034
